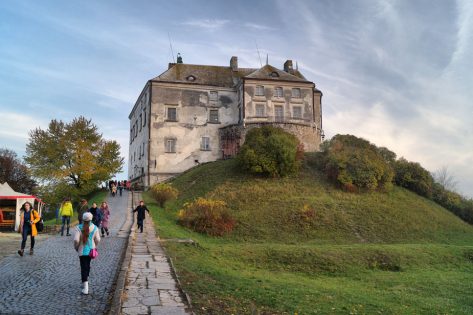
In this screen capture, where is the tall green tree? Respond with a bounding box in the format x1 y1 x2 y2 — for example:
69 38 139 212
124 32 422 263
25 116 123 200
0 148 36 194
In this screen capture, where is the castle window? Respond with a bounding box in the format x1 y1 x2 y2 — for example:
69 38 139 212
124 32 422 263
138 145 141 160
209 109 219 123
275 87 283 98
270 71 279 78
293 106 302 119
255 85 264 96
292 88 301 98
255 104 265 117
139 114 142 131
275 105 284 122
142 142 145 156
186 75 196 81
209 91 218 102
143 109 147 127
166 107 177 121
201 136 210 151
165 138 176 153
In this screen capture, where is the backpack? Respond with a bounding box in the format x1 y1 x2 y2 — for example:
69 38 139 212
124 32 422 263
34 210 44 233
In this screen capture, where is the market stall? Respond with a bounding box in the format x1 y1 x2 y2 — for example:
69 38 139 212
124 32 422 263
0 182 44 231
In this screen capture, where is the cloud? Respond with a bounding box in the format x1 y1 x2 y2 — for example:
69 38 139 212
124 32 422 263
181 19 230 30
243 22 275 31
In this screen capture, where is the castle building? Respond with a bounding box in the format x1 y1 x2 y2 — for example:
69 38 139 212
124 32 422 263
128 55 323 187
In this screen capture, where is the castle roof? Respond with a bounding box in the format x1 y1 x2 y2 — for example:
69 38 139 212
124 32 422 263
244 64 308 82
152 64 256 88
151 62 311 88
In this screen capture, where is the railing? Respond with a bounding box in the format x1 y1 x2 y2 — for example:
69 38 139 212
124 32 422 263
245 115 313 125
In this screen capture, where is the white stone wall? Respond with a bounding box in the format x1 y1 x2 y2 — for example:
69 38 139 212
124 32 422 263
147 83 238 182
128 83 151 185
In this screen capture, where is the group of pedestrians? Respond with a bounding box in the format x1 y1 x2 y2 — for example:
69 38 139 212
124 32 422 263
108 180 130 197
16 194 151 296
58 198 111 238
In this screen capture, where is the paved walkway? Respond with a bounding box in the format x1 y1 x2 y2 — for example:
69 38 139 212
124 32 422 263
0 191 129 315
120 193 190 315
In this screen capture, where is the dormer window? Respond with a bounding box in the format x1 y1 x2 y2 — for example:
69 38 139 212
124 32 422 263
270 71 279 78
186 75 196 81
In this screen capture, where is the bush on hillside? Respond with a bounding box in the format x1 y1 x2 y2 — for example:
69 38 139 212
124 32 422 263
150 183 178 208
393 158 434 198
432 183 473 224
237 126 302 177
178 198 235 236
319 134 394 192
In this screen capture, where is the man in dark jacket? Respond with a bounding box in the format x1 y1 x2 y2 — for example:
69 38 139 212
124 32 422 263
133 200 150 233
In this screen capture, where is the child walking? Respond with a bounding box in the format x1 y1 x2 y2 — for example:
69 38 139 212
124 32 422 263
73 212 100 295
99 201 110 237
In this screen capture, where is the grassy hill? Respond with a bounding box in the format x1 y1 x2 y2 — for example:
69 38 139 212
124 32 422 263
144 158 473 314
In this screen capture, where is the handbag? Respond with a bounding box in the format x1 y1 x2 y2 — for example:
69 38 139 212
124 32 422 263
89 248 98 259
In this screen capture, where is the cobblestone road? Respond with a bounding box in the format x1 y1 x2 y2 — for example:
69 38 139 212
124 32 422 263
0 191 129 315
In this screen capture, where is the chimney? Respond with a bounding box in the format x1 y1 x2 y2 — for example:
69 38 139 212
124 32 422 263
230 56 238 71
284 60 293 73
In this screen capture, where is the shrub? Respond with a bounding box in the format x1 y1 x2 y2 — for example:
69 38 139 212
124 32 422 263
150 183 178 208
238 126 301 177
177 198 235 236
320 134 394 191
393 158 434 198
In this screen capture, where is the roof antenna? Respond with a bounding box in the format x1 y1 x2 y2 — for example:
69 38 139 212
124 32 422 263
255 41 262 67
168 32 176 63
296 61 298 70
266 54 268 65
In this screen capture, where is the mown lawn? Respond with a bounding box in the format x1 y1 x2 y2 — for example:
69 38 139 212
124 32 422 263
144 159 473 314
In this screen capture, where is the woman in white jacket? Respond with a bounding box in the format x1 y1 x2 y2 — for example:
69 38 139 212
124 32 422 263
74 212 101 295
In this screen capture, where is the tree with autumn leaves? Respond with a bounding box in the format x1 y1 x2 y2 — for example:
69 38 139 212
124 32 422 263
25 116 123 204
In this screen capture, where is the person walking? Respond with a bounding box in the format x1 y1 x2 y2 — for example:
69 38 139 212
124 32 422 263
133 200 150 233
118 181 123 196
89 202 102 228
59 198 73 236
17 202 40 256
99 201 110 237
111 184 117 197
73 212 100 295
77 199 89 224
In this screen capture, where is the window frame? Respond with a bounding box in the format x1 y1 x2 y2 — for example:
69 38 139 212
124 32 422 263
275 87 283 98
255 85 265 96
209 91 218 102
292 106 302 119
208 109 219 123
201 136 211 151
255 104 265 117
274 105 284 122
165 138 176 153
166 106 178 122
292 88 301 98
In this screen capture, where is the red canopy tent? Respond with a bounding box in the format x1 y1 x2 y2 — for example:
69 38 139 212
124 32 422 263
0 182 44 231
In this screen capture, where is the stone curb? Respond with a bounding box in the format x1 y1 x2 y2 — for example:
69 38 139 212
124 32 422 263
166 251 195 315
108 193 135 315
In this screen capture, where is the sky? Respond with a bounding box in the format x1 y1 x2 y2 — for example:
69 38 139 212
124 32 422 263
0 0 472 197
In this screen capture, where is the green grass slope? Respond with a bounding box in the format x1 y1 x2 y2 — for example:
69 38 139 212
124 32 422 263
145 159 473 314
